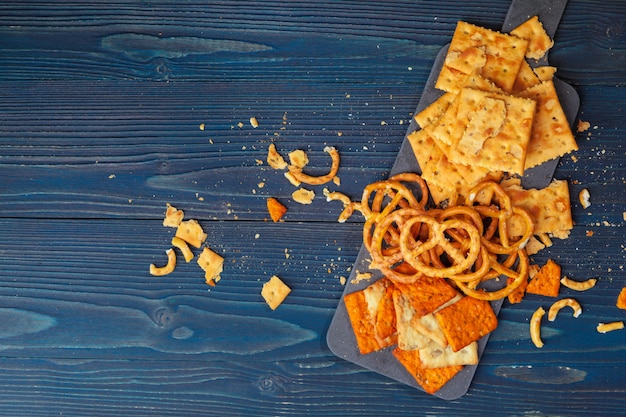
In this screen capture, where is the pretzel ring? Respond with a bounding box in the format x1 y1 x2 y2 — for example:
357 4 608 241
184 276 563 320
455 249 529 301
400 215 481 278
369 208 425 283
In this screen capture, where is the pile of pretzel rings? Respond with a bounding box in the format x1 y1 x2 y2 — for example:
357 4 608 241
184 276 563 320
343 173 535 301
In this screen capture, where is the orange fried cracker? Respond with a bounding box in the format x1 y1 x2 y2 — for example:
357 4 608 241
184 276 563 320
393 275 458 317
392 347 463 394
507 275 529 304
266 197 287 222
616 287 626 310
435 296 498 352
344 278 397 354
526 259 561 297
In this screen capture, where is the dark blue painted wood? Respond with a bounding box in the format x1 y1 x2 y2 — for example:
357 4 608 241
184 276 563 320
0 0 624 415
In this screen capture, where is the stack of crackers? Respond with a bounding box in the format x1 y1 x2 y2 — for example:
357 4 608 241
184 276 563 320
408 17 578 207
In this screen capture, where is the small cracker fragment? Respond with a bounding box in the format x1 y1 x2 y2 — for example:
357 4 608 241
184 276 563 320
261 275 291 310
507 274 529 304
163 203 184 227
197 246 224 286
577 120 591 133
434 296 498 352
344 278 397 354
510 15 554 60
579 188 591 209
526 259 561 297
267 143 288 170
292 188 315 204
533 65 557 81
517 80 578 170
616 287 626 310
266 197 287 222
288 149 309 169
175 219 208 249
392 347 463 395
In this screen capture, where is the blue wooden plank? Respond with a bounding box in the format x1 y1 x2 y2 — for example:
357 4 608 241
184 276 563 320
0 0 624 415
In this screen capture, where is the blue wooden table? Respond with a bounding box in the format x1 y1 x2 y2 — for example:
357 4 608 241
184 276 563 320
1 1 624 415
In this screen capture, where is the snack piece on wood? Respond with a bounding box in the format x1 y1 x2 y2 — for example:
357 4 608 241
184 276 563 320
526 259 561 297
197 246 224 286
616 287 626 310
434 296 498 352
266 197 287 222
517 80 578 170
261 275 291 310
392 347 463 395
507 274 529 304
510 15 554 60
267 143 288 170
292 188 315 204
344 278 397 354
163 203 185 228
175 219 208 248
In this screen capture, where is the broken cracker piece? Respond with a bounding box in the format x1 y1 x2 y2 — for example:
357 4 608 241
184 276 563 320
197 246 224 286
267 143 288 170
526 259 561 297
292 188 315 204
175 219 208 249
163 203 184 228
266 197 287 222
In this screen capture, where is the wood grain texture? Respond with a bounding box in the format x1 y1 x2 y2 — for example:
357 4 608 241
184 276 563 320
0 0 624 415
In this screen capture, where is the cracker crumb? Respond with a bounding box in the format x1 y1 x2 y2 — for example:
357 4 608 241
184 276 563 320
199 123 205 131
250 116 259 128
577 119 591 132
292 188 315 204
579 188 591 209
351 271 373 284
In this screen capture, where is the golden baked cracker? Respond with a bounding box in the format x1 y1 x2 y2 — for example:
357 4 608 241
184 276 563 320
513 59 541 93
344 278 397 354
435 64 471 94
407 128 438 173
504 179 573 236
392 347 463 394
534 65 557 81
448 88 536 175
436 21 529 93
393 276 458 317
261 275 291 310
456 96 507 156
197 246 224 286
616 287 626 310
435 296 498 352
517 80 578 170
510 16 554 60
526 259 561 297
163 203 184 227
393 288 432 350
175 219 208 248
414 92 455 129
419 340 478 369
